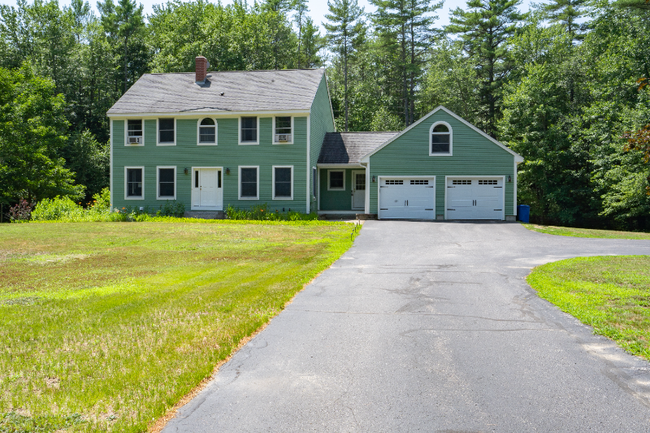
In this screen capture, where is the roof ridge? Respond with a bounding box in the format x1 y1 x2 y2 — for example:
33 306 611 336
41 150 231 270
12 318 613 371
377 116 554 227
146 69 323 76
334 131 399 134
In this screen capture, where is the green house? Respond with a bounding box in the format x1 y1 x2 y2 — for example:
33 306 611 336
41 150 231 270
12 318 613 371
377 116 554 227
108 57 523 220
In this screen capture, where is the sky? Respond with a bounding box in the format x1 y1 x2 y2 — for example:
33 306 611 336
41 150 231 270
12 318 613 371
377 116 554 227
0 0 535 31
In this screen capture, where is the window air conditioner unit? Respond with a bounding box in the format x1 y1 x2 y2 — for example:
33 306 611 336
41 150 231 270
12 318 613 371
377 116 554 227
275 134 291 143
128 136 142 145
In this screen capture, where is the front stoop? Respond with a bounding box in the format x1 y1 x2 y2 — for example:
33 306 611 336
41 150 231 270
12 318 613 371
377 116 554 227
184 211 226 219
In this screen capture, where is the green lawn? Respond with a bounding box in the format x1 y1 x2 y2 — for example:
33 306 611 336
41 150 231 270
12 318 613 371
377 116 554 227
528 256 650 360
0 220 357 432
522 223 650 240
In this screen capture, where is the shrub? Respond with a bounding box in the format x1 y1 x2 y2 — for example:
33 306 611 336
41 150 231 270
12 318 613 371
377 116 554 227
226 204 318 221
31 196 84 221
31 190 186 222
159 200 185 217
8 199 34 222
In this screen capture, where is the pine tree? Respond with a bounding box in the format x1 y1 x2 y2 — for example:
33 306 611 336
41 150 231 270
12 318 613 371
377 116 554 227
293 0 308 68
446 0 525 136
301 17 324 68
543 0 589 40
371 0 441 126
324 0 365 131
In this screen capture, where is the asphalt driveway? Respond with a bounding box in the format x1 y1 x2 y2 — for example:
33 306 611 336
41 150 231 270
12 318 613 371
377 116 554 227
163 222 650 432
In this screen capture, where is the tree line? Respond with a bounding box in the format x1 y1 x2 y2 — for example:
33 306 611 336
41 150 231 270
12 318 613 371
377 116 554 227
1 0 649 229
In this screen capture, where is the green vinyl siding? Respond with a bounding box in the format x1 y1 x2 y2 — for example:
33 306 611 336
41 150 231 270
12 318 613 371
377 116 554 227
310 75 335 211
112 116 309 212
319 169 353 211
368 110 517 217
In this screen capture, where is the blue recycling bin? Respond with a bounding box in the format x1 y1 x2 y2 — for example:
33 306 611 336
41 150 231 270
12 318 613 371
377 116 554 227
517 204 530 223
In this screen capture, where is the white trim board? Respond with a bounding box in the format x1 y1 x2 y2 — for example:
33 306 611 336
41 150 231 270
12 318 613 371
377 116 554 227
360 106 524 163
108 110 310 119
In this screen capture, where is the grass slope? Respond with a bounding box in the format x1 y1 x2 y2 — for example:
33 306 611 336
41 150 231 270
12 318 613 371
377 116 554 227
522 223 650 240
0 220 357 432
528 256 650 360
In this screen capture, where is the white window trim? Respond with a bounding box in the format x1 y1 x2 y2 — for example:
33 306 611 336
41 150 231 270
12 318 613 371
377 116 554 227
124 119 144 147
124 166 145 200
272 116 294 144
327 169 345 191
197 117 218 146
238 165 259 200
272 165 294 200
429 120 453 156
156 166 177 200
157 117 176 146
238 116 259 145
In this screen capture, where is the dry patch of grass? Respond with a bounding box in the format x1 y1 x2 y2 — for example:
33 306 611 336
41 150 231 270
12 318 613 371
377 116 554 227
528 256 650 360
0 220 357 432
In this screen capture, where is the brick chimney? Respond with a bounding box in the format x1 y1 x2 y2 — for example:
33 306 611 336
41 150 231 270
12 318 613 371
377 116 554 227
195 56 209 83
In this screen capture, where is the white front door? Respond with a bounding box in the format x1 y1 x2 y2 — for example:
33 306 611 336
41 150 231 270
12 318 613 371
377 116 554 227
378 177 435 220
351 170 365 210
192 168 223 210
446 177 504 220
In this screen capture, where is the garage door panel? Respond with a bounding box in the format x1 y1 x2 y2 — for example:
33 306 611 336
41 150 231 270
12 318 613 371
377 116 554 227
446 178 504 220
380 178 435 220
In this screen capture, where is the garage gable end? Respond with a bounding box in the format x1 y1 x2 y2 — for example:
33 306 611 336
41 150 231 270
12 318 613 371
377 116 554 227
360 106 523 163
365 106 523 219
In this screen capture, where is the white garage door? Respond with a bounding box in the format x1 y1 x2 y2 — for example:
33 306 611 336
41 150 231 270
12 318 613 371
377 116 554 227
446 177 504 220
379 177 435 220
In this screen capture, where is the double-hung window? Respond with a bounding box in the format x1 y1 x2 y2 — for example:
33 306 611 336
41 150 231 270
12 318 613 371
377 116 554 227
273 166 293 200
328 170 345 191
273 116 293 144
126 119 143 145
125 167 144 199
239 166 259 199
158 118 175 145
157 166 176 199
198 118 217 145
430 121 452 156
240 117 258 144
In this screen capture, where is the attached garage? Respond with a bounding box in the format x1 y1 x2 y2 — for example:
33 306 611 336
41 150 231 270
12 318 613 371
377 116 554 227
317 106 524 221
445 176 505 220
378 177 436 220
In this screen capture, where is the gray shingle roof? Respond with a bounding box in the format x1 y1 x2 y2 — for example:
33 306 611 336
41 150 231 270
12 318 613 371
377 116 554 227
107 69 325 115
318 132 398 164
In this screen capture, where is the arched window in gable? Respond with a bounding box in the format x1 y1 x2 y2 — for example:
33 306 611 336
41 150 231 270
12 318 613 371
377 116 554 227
430 121 452 156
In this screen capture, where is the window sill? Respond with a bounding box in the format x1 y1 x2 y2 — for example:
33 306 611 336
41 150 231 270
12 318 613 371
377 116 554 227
238 196 259 200
238 142 259 146
157 143 176 146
